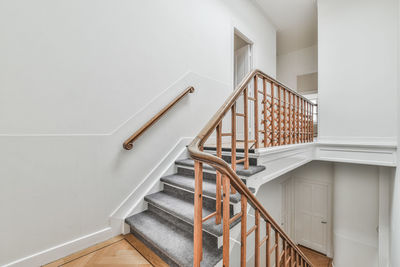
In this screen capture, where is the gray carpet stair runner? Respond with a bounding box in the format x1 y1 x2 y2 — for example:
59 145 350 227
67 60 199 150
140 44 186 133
125 152 265 267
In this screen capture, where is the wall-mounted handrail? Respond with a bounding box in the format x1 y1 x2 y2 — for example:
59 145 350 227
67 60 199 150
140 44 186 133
123 86 194 150
188 69 315 267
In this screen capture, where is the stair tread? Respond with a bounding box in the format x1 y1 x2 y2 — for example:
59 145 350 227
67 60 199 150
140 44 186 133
161 174 242 203
144 191 240 237
125 210 222 267
175 158 265 177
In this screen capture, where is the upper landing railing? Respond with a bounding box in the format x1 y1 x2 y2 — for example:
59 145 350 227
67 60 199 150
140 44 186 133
188 69 316 267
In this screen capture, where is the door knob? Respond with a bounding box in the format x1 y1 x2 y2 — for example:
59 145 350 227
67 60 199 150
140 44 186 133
321 221 327 224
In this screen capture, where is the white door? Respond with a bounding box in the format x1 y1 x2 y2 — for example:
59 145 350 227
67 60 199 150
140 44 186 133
234 45 253 139
295 179 330 254
234 45 251 87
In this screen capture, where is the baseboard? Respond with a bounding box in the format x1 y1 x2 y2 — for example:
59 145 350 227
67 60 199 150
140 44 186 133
2 227 114 267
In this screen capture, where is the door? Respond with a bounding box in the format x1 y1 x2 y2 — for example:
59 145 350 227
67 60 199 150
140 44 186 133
294 179 330 254
234 44 253 139
234 45 251 87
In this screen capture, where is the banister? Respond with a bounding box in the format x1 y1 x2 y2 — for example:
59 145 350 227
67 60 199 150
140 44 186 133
188 69 315 266
123 86 194 150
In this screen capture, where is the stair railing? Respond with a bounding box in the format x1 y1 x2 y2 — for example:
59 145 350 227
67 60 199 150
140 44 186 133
123 86 194 150
188 69 315 267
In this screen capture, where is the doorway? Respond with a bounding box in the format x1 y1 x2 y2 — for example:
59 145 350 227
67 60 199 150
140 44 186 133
294 177 331 255
233 29 253 140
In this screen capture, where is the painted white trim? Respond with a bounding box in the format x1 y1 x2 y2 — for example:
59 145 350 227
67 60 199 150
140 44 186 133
2 228 113 267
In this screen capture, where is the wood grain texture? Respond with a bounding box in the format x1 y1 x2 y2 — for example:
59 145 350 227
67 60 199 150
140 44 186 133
124 234 169 267
61 240 151 267
299 246 333 267
44 234 169 267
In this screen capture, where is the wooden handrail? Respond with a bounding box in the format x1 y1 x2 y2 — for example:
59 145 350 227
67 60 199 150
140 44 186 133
123 86 194 150
188 69 315 266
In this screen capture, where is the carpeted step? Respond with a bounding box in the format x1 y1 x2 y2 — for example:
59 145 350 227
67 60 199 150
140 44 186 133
144 191 240 238
175 158 265 177
161 174 242 203
125 210 222 267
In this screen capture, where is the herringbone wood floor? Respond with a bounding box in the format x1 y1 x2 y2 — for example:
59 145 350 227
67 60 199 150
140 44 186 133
62 239 151 267
299 246 333 267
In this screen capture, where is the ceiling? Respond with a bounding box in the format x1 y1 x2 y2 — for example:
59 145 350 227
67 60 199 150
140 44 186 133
255 0 318 55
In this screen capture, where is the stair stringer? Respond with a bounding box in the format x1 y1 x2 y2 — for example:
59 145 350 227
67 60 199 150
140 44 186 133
109 137 192 235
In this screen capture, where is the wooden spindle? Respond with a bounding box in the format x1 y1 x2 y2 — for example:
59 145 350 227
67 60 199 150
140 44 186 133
255 210 260 267
193 160 203 266
271 82 276 146
263 78 268 147
283 90 287 145
244 87 249 169
266 222 271 267
216 123 222 225
311 104 314 140
275 232 280 267
288 92 292 144
223 175 230 267
241 197 247 267
254 76 259 149
296 96 299 143
277 86 282 145
231 104 236 171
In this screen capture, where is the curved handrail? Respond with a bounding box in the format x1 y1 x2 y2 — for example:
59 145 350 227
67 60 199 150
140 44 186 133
123 86 194 150
188 69 314 266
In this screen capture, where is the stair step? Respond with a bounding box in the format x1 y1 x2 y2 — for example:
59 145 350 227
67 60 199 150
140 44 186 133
144 191 240 237
161 174 241 203
125 210 222 267
175 158 265 177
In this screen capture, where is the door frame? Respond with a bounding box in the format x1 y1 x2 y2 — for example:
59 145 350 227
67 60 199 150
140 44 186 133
231 27 254 91
283 176 333 257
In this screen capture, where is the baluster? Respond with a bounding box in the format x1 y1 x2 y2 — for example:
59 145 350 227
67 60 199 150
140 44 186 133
277 86 282 145
283 240 287 267
293 94 297 144
255 210 260 267
254 76 259 149
271 82 276 146
288 92 292 144
263 78 268 147
283 90 287 145
241 197 247 267
244 87 249 169
266 222 271 267
311 104 314 141
275 232 280 267
193 160 203 266
216 123 222 225
222 175 230 267
290 247 294 266
296 97 300 144
306 101 310 142
231 104 237 171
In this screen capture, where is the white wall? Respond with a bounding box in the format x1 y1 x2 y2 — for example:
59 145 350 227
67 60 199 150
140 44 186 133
333 163 379 267
0 0 277 265
277 45 318 91
318 0 397 144
390 1 400 265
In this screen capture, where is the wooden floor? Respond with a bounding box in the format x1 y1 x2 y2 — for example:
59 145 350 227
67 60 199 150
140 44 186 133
299 246 333 267
44 234 168 267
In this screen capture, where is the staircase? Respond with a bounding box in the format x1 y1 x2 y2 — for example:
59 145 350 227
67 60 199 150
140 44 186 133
125 151 265 266
123 69 316 267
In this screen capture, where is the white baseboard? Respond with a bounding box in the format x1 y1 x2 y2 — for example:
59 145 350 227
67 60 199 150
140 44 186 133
2 228 114 267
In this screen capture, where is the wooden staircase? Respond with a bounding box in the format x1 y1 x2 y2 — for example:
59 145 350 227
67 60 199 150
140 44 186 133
123 69 316 266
